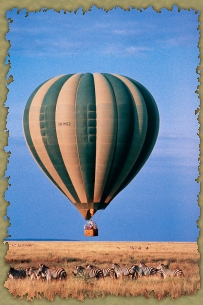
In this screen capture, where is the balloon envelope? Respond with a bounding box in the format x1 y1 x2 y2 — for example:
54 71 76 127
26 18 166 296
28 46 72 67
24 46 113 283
23 73 159 220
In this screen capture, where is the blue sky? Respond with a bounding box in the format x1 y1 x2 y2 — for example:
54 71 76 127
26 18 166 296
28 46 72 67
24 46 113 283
5 6 200 241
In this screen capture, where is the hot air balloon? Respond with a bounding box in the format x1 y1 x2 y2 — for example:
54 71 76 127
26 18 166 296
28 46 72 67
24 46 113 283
23 73 159 236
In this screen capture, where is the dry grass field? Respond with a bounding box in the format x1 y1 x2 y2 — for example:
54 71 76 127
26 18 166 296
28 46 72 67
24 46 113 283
4 241 200 301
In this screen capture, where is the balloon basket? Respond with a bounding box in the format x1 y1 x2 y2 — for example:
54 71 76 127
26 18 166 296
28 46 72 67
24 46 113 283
84 220 98 237
84 228 98 237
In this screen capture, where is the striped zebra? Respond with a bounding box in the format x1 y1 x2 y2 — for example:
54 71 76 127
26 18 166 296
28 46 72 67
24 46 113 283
138 262 158 277
72 266 86 279
86 264 104 279
100 267 117 279
111 263 138 279
37 264 67 281
25 267 44 280
156 263 184 279
72 265 103 280
7 267 26 279
86 265 117 279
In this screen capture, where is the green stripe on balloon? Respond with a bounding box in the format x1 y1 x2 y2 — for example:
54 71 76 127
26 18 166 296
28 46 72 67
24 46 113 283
112 77 159 199
76 73 96 204
40 74 81 203
23 80 68 198
100 73 135 203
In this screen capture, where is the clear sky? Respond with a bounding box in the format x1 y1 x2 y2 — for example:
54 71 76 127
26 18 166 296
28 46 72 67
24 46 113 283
5 6 200 241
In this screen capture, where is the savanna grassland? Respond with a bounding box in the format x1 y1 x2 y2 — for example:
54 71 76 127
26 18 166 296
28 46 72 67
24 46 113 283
4 241 200 301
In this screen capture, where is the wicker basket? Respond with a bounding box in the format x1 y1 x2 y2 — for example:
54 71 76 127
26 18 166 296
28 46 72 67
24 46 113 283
84 228 98 237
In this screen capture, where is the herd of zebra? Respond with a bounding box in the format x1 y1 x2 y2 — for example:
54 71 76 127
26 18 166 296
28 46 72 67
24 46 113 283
72 263 184 280
7 265 67 282
7 262 184 282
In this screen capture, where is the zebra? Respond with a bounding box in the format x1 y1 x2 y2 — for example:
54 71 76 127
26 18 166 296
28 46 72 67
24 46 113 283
111 263 138 279
72 266 87 279
100 267 117 279
86 264 104 279
138 262 158 277
7 267 26 279
72 265 103 280
37 264 67 281
86 264 117 279
156 263 184 279
25 267 44 280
